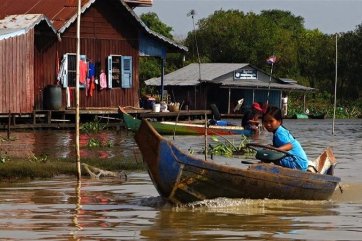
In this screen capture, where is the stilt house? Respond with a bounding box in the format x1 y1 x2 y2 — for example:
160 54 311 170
145 63 315 114
0 0 186 114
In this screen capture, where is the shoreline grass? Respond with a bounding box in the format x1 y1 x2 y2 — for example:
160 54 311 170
0 157 145 182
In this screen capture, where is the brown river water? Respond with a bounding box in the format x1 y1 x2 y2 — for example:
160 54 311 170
0 119 361 240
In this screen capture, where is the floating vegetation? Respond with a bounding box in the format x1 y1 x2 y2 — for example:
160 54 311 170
28 153 48 163
207 135 255 158
81 118 114 149
0 150 9 163
81 118 108 134
87 138 113 148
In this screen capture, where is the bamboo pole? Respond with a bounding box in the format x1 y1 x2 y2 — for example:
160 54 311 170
73 180 82 231
332 34 338 135
75 0 81 179
266 62 274 105
204 113 208 160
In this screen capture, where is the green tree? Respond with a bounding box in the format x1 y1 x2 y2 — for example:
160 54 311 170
298 29 335 90
140 12 173 39
338 25 362 100
139 12 184 95
184 9 306 77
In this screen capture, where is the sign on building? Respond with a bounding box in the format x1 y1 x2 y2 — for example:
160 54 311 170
234 69 257 80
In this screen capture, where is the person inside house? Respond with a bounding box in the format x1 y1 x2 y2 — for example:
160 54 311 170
241 102 263 132
262 105 309 171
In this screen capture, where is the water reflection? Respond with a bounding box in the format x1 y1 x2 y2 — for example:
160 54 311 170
0 119 361 240
0 173 361 240
0 129 138 160
140 198 348 240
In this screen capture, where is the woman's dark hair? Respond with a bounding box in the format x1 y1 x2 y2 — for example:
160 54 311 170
262 106 283 123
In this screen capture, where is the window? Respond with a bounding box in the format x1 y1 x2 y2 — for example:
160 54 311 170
121 56 132 88
60 53 86 88
107 55 132 88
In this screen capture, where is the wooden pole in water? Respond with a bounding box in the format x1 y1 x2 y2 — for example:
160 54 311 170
204 113 208 160
332 34 338 135
75 0 81 179
266 62 274 105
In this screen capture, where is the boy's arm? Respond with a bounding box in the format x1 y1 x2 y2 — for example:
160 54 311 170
277 143 292 152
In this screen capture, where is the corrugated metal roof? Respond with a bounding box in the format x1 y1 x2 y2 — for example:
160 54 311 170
0 14 56 40
219 79 315 92
0 0 187 52
0 28 25 40
279 78 298 84
57 0 95 33
145 63 315 92
145 63 248 86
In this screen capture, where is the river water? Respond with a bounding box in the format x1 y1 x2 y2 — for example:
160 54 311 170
0 119 361 240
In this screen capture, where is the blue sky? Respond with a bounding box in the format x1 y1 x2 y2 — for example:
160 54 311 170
135 0 362 38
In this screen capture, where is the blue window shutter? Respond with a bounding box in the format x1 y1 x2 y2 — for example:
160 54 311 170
121 56 132 88
107 56 112 88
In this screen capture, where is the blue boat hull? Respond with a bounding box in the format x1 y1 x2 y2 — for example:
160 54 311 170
135 120 341 204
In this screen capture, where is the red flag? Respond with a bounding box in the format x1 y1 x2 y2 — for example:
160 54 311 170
266 55 277 64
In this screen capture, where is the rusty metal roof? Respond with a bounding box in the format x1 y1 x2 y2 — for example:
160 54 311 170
1 0 76 30
0 14 56 40
0 0 187 52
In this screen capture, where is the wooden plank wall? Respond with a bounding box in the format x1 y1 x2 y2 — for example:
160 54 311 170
0 31 34 113
33 1 140 110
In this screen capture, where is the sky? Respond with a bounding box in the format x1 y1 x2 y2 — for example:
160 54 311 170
135 0 362 38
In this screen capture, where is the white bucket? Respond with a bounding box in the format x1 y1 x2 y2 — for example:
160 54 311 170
160 102 168 112
152 103 161 112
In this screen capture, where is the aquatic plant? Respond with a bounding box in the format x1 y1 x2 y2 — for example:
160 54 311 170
0 151 9 163
207 135 254 158
87 138 113 148
81 118 115 149
28 153 48 163
81 118 108 134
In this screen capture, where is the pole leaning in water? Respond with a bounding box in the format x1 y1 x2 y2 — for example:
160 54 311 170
332 34 338 135
266 55 276 105
75 0 81 179
266 62 273 105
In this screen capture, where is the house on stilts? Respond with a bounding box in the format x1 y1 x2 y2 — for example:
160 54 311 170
0 0 186 126
145 63 315 115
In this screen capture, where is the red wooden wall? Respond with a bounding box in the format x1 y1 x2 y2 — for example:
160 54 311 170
33 1 140 110
0 30 34 113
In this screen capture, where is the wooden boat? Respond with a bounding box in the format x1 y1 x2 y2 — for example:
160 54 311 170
308 113 327 119
293 113 309 119
120 107 252 136
135 119 341 204
290 112 327 119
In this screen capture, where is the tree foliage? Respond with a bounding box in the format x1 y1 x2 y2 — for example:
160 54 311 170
183 9 362 101
139 10 362 102
140 12 173 39
139 12 185 95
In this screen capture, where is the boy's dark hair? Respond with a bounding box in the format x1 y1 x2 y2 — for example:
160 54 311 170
263 106 283 123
